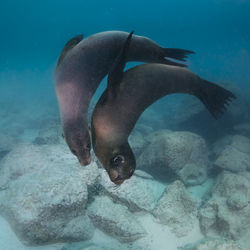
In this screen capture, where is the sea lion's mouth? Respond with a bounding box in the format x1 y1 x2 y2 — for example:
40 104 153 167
113 179 125 185
79 156 91 166
109 170 125 185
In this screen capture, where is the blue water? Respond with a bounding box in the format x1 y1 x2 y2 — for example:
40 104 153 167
1 0 250 114
0 1 250 249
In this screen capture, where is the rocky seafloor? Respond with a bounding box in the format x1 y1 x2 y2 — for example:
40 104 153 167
0 83 250 250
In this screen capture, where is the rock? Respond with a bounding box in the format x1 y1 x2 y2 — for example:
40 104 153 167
0 143 76 189
0 143 100 190
133 170 154 180
153 180 200 237
137 131 208 185
0 133 18 151
0 169 93 245
128 133 146 158
0 133 18 161
233 123 250 138
182 237 247 250
212 171 250 205
214 135 250 172
199 171 250 240
0 143 100 245
133 123 154 136
144 129 172 144
99 169 165 212
210 135 234 160
61 215 94 242
137 108 165 130
64 245 107 250
33 124 62 145
87 196 146 242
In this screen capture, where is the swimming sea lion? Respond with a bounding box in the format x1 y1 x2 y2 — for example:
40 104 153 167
91 33 235 185
54 30 194 166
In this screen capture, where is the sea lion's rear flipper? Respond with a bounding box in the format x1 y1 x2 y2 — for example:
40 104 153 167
163 48 195 61
160 48 195 67
197 79 236 119
107 31 134 98
57 34 84 66
159 58 187 67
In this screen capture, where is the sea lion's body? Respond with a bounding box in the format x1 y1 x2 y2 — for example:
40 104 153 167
92 63 235 184
54 31 193 165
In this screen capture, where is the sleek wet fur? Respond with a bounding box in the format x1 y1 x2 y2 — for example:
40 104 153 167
54 31 194 166
91 33 235 184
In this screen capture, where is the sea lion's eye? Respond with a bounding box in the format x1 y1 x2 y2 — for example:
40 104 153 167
86 143 91 150
111 155 125 166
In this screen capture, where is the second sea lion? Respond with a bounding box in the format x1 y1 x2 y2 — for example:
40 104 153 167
91 33 235 185
54 30 194 166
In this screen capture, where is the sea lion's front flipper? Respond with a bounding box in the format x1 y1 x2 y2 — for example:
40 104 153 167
57 34 84 66
107 31 134 99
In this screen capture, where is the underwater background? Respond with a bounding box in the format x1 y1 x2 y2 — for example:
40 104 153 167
0 0 250 249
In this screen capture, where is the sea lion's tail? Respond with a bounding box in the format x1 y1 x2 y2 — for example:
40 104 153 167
197 79 236 119
160 48 195 67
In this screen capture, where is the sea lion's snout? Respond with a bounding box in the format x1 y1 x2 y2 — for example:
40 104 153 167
109 167 135 185
64 128 92 166
78 154 91 166
109 169 125 185
107 153 135 185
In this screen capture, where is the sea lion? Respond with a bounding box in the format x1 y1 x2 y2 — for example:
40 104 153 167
54 30 194 166
91 33 235 185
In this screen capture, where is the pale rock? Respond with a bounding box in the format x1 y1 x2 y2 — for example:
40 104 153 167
214 135 250 172
87 195 146 242
233 123 250 138
199 171 250 240
0 143 100 245
153 180 200 237
33 124 62 145
137 131 208 185
0 133 18 160
99 169 165 212
0 168 93 245
182 237 247 250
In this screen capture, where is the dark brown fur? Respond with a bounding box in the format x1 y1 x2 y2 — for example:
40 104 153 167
92 64 235 184
54 31 194 166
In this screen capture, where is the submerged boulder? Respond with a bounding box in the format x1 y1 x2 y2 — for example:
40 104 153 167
153 180 200 237
181 237 247 250
33 124 62 145
98 169 165 212
213 135 250 172
0 133 18 161
0 168 93 245
0 143 99 190
199 171 250 240
0 142 100 245
87 195 146 242
233 123 250 138
128 133 147 158
137 131 209 185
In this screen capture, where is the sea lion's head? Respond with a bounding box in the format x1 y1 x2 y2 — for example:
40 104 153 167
96 140 136 185
63 126 91 166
